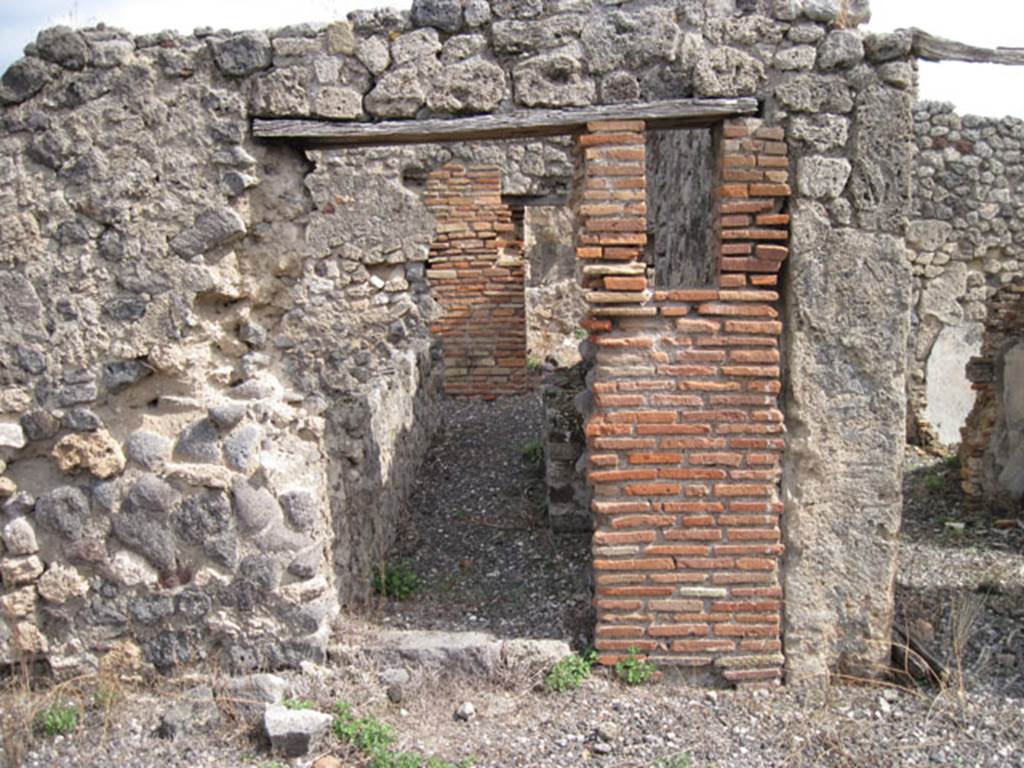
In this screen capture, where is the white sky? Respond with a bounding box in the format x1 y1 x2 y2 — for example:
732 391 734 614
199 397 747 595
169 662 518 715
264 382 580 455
0 0 1021 117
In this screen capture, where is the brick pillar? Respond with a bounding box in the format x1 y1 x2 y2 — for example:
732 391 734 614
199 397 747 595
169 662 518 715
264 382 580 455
960 278 1024 512
579 118 790 688
424 163 528 398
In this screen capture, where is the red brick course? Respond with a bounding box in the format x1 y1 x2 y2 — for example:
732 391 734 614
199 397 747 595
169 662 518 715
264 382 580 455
424 164 528 398
579 119 790 687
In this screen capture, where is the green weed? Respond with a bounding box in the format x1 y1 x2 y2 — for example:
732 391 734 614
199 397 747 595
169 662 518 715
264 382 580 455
373 561 419 601
332 701 473 768
283 697 314 710
614 648 656 686
36 703 78 737
545 650 598 692
521 439 543 467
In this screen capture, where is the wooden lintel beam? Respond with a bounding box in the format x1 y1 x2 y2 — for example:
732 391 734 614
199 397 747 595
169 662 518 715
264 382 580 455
912 28 1024 66
251 98 759 146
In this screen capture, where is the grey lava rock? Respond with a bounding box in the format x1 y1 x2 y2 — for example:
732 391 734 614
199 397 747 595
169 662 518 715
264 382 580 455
280 489 318 532
174 418 222 464
125 431 173 471
411 0 464 33
103 359 154 392
169 208 247 259
210 31 273 76
264 704 333 758
172 490 238 568
35 485 90 541
0 57 53 104
224 424 262 474
156 685 222 740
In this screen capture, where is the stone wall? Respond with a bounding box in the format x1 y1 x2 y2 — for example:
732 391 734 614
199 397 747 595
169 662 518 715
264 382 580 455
425 163 528 397
960 279 1024 513
907 103 1024 448
524 204 586 367
0 0 921 687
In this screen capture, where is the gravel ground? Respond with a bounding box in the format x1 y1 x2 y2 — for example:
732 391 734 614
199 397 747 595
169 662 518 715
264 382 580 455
3 417 1023 768
359 392 593 645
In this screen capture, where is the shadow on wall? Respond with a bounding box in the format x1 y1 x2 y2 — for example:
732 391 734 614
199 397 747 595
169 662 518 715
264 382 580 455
326 340 444 609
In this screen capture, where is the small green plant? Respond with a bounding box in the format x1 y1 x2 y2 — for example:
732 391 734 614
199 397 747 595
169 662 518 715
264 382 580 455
333 701 473 767
36 702 78 737
283 697 314 710
527 357 543 371
521 439 543 467
373 561 419 600
575 328 588 339
333 702 396 753
614 648 656 686
545 650 597 692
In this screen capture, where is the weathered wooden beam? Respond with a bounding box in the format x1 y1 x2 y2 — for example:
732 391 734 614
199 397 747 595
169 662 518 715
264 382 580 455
251 98 759 146
912 28 1024 66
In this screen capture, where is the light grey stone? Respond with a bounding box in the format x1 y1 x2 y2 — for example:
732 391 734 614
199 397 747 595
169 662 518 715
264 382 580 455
797 156 851 200
920 262 968 326
249 67 310 116
441 34 488 64
210 31 273 76
906 219 953 252
774 45 817 71
313 86 362 119
789 114 850 152
775 74 852 113
355 37 390 75
878 61 913 90
2 517 37 555
429 58 506 114
783 203 912 686
848 84 913 234
513 45 595 108
220 673 288 722
0 423 26 451
264 704 333 758
492 16 586 56
365 64 428 118
694 46 765 97
391 28 441 66
579 7 680 76
817 29 864 70
463 0 492 27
